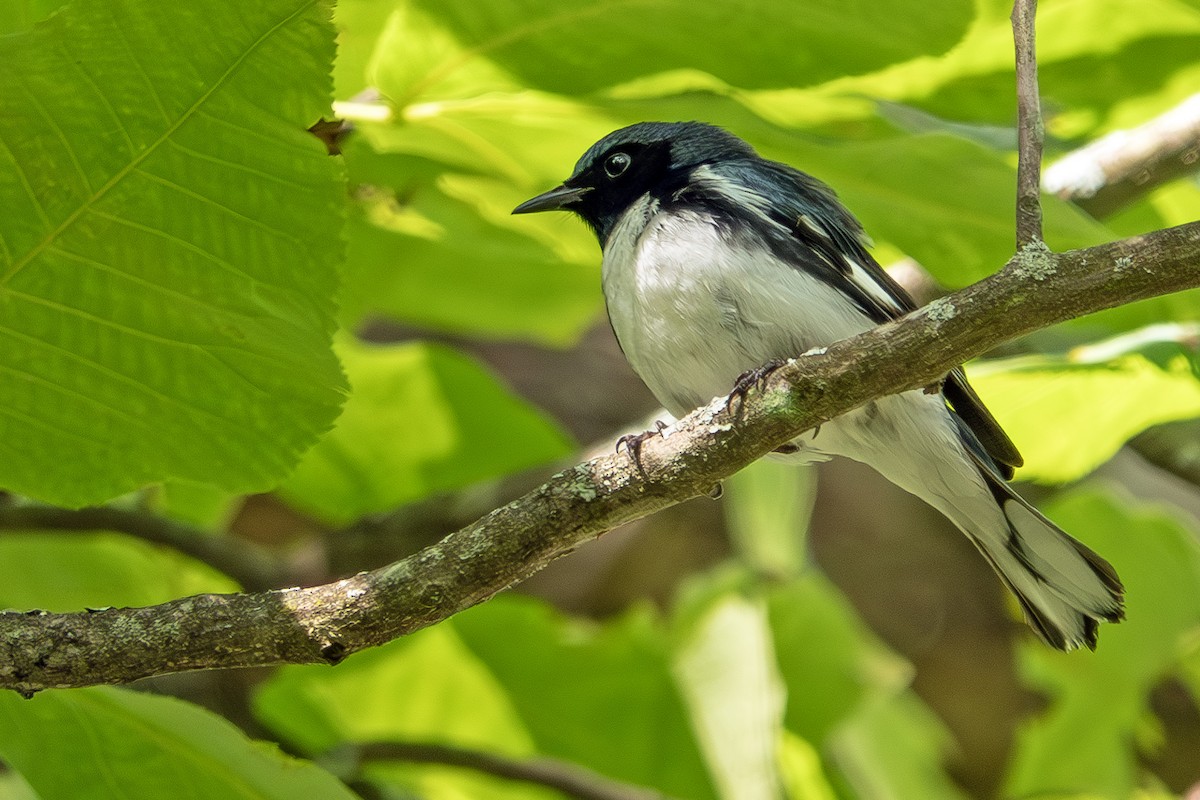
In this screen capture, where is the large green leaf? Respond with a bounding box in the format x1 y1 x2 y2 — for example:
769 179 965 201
1004 489 1200 798
0 0 346 506
967 329 1200 483
768 576 898 748
367 0 973 104
0 688 357 800
278 339 572 524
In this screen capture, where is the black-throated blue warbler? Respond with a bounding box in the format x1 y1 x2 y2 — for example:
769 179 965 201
513 121 1123 650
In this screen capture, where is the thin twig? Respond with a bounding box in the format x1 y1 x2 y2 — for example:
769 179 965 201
0 504 288 592
1 220 1198 694
349 741 675 800
1012 0 1045 246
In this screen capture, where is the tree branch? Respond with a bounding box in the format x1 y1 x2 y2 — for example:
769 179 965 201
2 221 1199 694
0 503 288 592
340 741 675 800
1044 93 1200 218
1012 0 1045 246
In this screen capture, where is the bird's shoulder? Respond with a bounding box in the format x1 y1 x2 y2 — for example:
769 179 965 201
676 157 915 325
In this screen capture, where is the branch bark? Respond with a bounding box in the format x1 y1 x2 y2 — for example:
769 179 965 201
1012 0 1045 246
2 220 1198 694
1044 93 1200 218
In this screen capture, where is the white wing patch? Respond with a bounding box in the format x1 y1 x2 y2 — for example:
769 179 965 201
847 258 905 316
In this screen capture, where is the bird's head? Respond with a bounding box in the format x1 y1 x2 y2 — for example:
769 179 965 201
512 121 755 243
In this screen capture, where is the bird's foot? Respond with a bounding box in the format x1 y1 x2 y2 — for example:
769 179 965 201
727 359 787 414
616 420 669 477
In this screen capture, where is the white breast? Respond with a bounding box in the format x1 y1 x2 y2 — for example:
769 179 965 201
601 197 874 418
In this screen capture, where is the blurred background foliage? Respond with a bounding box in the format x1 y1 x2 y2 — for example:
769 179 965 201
1 0 1199 798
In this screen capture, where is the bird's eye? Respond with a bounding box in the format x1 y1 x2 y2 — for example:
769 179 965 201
604 152 631 178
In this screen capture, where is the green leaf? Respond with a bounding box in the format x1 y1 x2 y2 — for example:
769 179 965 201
829 691 968 800
1004 489 1200 798
452 599 718 799
767 576 902 748
0 688 357 800
339 150 601 343
278 339 572 525
0 771 38 800
255 624 537 756
967 331 1200 483
0 0 346 506
777 731 839 800
258 596 716 799
372 0 974 104
0 532 236 611
255 625 562 800
724 460 815 578
0 0 65 34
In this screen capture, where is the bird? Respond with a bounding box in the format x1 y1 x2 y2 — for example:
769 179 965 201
512 121 1124 651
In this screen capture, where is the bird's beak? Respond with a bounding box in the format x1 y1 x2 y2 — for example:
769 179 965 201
512 184 592 214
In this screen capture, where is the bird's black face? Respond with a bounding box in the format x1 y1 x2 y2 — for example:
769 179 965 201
513 121 755 245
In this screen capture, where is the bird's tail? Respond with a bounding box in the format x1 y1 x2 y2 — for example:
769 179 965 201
961 470 1124 651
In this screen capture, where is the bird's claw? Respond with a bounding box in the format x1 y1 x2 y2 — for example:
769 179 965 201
727 359 787 414
616 420 669 477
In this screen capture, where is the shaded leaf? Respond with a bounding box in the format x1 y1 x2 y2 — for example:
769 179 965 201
0 0 65 34
339 146 601 343
453 599 718 799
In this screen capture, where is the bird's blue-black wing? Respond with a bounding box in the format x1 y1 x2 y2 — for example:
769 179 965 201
687 158 1024 477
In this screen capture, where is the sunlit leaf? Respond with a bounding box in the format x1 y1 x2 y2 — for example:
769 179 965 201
371 0 974 104
674 595 785 800
0 532 237 611
968 331 1200 482
777 731 839 800
255 625 537 756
